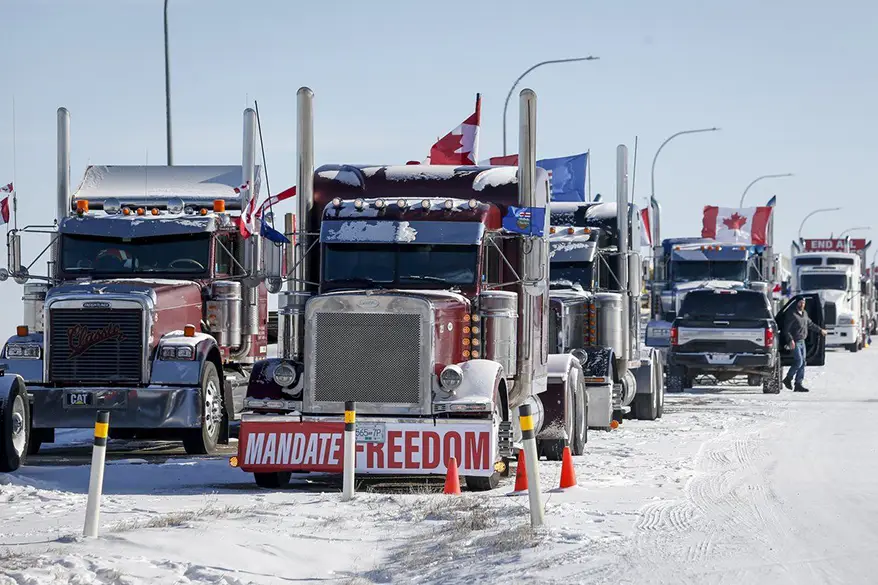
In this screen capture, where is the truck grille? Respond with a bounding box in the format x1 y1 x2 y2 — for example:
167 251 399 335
824 302 836 326
312 312 424 404
48 309 143 384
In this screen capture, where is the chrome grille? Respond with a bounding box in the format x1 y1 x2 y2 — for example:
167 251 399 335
49 308 143 384
824 302 837 326
313 312 424 404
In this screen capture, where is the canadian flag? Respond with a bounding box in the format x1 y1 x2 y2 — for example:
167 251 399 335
702 206 773 245
235 182 257 238
640 208 652 245
425 94 481 165
0 182 13 226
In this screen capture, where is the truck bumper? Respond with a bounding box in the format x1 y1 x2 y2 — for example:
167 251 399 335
29 386 201 429
236 413 497 477
826 326 857 347
669 352 772 372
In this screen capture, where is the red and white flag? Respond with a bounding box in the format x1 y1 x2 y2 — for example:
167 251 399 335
234 182 258 238
702 206 773 245
640 208 652 245
425 94 481 165
0 183 13 226
483 154 519 165
257 185 295 218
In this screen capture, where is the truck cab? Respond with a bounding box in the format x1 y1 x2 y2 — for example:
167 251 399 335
793 252 865 351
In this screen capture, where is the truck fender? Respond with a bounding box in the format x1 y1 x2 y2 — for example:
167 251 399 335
435 359 504 409
0 372 27 409
245 358 304 401
150 331 221 387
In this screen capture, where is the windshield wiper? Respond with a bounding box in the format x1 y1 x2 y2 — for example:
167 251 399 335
402 275 450 283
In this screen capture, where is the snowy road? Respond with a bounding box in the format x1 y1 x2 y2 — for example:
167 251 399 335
2 350 877 584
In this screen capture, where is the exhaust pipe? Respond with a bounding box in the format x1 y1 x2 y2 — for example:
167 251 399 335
516 88 544 396
616 144 630 368
278 87 315 362
242 108 260 337
54 107 71 279
649 195 662 319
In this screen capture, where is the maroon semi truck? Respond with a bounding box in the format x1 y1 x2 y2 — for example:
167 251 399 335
0 107 283 469
232 87 591 491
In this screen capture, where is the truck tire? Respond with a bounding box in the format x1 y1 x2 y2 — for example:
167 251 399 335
466 394 505 491
183 362 223 455
254 471 291 489
847 342 859 353
763 360 781 394
656 361 665 418
632 378 659 421
27 428 50 456
666 366 685 393
0 386 29 472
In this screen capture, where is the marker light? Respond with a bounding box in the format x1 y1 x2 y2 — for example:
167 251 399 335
567 227 575 234
184 324 196 337
550 227 556 234
471 350 480 359
468 199 478 209
200 208 208 215
136 208 145 216
16 325 28 337
122 207 131 216
213 199 226 212
76 200 89 215
332 197 343 207
397 199 408 208
354 198 365 210
151 208 160 216
421 199 431 210
375 199 386 209
444 199 454 210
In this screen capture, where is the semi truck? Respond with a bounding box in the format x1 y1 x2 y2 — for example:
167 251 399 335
0 107 282 468
547 179 664 425
233 87 594 491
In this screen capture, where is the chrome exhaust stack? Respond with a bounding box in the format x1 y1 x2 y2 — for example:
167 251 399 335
650 195 662 319
241 108 260 338
515 88 547 396
616 144 630 370
278 87 315 361
52 107 71 279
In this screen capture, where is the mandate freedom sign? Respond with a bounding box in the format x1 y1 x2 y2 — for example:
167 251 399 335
238 421 496 476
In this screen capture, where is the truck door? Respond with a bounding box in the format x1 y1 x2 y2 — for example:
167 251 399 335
775 293 826 367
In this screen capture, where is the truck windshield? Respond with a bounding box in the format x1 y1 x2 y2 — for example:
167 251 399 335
671 261 747 282
679 291 771 319
550 262 593 289
61 233 211 277
323 243 478 287
800 273 846 291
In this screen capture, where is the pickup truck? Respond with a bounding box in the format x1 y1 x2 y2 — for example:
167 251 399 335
667 289 825 394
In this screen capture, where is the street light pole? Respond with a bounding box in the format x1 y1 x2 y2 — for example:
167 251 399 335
649 127 720 216
839 227 870 238
164 0 173 165
501 56 599 156
739 173 793 207
797 207 842 240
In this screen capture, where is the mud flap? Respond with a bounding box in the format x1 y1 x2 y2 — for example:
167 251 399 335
586 385 612 429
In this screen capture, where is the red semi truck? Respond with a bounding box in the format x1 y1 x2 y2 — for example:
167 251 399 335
233 87 592 490
0 107 283 470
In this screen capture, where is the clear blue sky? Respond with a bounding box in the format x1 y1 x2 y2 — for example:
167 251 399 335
2 0 877 330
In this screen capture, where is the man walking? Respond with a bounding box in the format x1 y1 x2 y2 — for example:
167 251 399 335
782 298 827 392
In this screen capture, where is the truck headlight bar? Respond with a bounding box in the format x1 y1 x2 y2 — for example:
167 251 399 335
5 343 41 359
439 364 463 390
159 346 195 360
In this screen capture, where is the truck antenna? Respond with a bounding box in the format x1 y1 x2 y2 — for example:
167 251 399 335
255 100 274 229
11 96 17 232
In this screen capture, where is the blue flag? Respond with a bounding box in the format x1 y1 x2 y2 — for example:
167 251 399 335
537 152 588 202
766 195 777 207
260 216 290 244
502 206 546 237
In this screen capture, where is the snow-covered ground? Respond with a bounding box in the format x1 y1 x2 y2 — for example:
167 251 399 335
2 349 877 585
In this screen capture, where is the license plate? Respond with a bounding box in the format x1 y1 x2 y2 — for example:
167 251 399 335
356 422 386 444
706 353 735 364
66 392 94 407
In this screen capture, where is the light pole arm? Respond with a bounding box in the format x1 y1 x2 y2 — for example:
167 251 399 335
501 57 598 156
798 207 842 240
649 127 719 202
739 173 792 207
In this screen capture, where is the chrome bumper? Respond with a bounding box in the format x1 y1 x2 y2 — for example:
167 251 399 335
30 386 201 429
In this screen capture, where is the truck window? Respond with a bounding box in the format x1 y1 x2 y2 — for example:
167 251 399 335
323 243 479 287
550 262 594 289
215 233 240 276
60 233 210 277
827 257 854 265
671 261 747 282
800 273 846 291
678 291 771 319
795 257 822 266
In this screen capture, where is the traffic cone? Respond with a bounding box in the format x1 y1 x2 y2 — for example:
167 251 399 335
559 446 577 489
443 457 461 495
512 450 528 493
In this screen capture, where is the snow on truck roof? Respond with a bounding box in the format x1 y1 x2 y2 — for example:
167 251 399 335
72 165 262 210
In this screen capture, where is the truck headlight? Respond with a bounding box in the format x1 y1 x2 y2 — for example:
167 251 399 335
273 362 297 387
439 365 463 390
839 315 856 325
160 346 195 360
5 343 40 359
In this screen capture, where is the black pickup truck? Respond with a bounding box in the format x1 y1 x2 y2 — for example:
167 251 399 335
667 288 825 394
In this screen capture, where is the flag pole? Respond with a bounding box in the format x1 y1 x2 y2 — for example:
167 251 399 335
11 96 17 232
473 93 481 164
586 149 592 202
631 137 638 205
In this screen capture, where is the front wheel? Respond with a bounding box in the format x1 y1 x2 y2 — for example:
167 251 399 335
763 360 782 394
183 362 224 455
254 471 291 489
0 388 29 472
747 374 763 386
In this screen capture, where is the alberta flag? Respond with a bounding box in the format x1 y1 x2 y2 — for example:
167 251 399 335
502 206 546 237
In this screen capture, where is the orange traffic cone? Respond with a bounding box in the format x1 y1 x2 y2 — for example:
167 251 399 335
512 450 528 493
443 457 461 495
559 446 577 489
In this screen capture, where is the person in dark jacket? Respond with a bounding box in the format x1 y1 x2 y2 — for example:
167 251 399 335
782 298 827 392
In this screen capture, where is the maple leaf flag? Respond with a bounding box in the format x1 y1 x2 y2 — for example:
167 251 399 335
234 182 258 238
640 208 652 245
426 94 481 165
0 182 13 226
702 206 773 245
